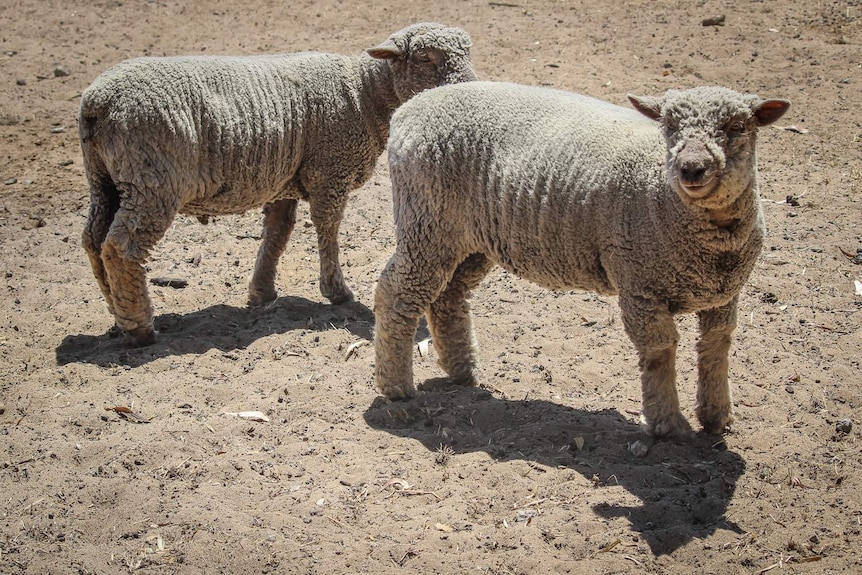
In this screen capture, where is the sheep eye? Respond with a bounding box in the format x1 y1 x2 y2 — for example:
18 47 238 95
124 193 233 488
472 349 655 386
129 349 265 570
414 50 432 63
727 120 746 134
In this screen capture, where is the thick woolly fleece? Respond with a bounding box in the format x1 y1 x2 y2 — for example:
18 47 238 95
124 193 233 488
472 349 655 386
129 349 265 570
79 23 475 346
374 82 789 436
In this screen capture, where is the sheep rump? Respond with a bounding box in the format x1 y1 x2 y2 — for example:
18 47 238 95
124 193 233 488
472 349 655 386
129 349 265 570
80 23 475 346
373 81 790 436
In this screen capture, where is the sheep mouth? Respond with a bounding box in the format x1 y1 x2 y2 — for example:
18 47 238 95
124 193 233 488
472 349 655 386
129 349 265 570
676 176 718 199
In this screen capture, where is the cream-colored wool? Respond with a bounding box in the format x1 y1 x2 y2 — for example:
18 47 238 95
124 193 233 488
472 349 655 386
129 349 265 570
80 23 476 346
374 82 789 436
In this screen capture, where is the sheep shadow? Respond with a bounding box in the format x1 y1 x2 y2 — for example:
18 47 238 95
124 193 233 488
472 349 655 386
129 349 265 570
363 385 745 556
55 296 375 368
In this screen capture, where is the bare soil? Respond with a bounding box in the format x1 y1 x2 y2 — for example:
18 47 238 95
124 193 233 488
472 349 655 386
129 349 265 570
1 1 860 573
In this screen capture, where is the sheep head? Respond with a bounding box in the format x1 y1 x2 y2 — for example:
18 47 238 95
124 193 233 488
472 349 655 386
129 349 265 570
628 87 790 212
367 22 477 103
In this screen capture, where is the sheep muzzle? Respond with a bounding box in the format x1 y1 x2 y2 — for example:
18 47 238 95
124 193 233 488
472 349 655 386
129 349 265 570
674 137 719 198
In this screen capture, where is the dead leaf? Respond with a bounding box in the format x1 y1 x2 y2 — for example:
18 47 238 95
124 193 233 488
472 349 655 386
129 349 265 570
776 125 809 134
344 340 367 361
702 15 725 26
104 405 150 423
106 405 132 414
222 410 269 422
149 277 188 289
435 522 454 532
383 478 411 491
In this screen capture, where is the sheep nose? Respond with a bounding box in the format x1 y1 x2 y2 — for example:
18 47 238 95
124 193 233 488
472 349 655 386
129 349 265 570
677 139 716 187
680 162 707 184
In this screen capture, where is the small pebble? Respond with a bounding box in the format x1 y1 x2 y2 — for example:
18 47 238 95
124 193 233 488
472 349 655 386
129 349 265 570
835 419 852 435
629 439 650 457
16 78 26 86
53 64 70 77
515 508 538 522
50 126 65 134
761 292 778 304
4 178 16 185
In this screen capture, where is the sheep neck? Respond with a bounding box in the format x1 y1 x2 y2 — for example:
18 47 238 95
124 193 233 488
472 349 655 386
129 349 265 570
695 187 761 249
357 58 401 134
707 211 741 231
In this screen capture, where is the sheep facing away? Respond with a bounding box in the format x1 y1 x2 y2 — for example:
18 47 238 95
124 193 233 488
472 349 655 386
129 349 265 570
79 23 476 346
373 82 790 436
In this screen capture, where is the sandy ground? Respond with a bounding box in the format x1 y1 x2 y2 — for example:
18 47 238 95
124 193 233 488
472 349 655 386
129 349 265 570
1 0 861 573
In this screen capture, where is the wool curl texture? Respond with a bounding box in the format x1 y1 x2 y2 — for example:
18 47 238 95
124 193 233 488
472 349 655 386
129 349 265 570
374 82 790 437
79 22 476 346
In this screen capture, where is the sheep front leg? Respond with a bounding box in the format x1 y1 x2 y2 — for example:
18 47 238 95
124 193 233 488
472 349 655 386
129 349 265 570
619 296 690 436
309 190 353 304
426 253 493 385
695 298 737 434
249 199 298 306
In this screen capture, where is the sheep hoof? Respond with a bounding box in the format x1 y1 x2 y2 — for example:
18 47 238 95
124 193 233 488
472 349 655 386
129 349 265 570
326 289 355 305
642 412 692 438
698 412 733 435
417 374 477 394
125 326 156 347
248 286 278 307
378 383 418 401
447 373 478 388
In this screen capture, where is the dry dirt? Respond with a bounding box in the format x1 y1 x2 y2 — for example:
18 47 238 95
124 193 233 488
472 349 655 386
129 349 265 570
1 1 861 573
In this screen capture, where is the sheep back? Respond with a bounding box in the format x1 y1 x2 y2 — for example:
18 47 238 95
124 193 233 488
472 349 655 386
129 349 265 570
79 52 385 217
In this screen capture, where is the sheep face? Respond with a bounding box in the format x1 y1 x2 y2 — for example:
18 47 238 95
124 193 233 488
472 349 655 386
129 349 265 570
366 22 476 102
628 87 790 212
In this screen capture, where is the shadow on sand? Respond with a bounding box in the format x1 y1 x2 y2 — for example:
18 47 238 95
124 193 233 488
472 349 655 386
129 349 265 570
56 296 375 368
364 383 745 555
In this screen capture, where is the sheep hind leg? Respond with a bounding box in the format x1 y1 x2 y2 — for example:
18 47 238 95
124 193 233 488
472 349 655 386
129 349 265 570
82 178 121 317
248 198 298 306
100 237 155 347
374 251 458 400
100 201 176 347
695 300 737 434
620 296 691 437
426 253 493 386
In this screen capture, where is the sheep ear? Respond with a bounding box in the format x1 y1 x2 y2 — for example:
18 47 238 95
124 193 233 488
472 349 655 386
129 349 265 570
367 39 403 60
752 99 791 127
627 94 663 121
